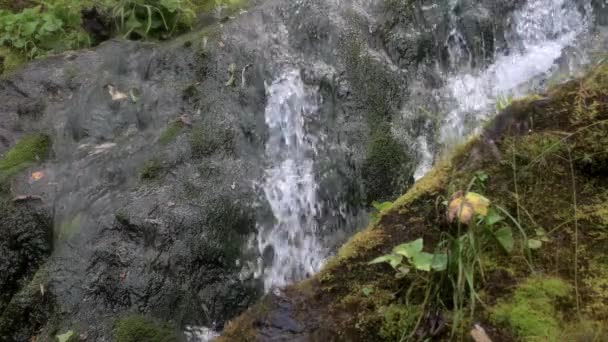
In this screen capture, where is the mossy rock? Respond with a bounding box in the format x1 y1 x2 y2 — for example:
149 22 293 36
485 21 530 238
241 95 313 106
159 121 186 145
0 47 26 76
190 122 235 158
113 315 180 342
491 277 571 341
361 125 412 203
140 158 168 181
0 134 51 191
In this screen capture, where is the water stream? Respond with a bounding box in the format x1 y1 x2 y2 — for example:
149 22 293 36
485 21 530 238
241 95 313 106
416 0 594 176
256 70 325 292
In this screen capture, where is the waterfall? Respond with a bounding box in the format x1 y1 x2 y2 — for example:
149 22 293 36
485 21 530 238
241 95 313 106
256 70 325 292
439 0 593 145
412 0 594 179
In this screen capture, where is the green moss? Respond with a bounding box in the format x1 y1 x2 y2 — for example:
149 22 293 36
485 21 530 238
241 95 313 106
56 214 83 241
379 304 421 341
491 277 571 341
0 47 25 75
115 210 130 226
159 121 185 145
190 122 234 158
339 35 400 121
113 315 179 342
362 125 411 203
140 159 166 180
583 257 608 320
0 134 51 190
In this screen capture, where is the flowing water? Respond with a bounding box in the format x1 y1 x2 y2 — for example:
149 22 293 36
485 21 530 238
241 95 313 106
256 70 325 292
415 0 595 177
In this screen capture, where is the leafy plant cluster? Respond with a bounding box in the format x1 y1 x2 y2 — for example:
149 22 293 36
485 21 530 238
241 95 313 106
0 1 89 60
369 173 549 339
106 0 196 39
0 0 242 73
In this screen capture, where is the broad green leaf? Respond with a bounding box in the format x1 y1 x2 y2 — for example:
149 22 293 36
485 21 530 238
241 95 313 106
527 239 543 250
393 238 423 258
57 330 74 342
431 253 448 271
369 254 403 269
411 252 434 272
494 226 514 253
372 201 393 212
484 208 504 226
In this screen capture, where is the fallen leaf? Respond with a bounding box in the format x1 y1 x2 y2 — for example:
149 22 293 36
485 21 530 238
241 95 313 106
470 324 492 342
30 171 45 181
107 85 128 101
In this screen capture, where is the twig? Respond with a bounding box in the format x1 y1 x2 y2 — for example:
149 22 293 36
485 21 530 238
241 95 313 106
567 147 581 318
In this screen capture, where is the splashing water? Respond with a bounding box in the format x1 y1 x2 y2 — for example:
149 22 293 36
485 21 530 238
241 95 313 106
439 0 593 146
257 70 325 292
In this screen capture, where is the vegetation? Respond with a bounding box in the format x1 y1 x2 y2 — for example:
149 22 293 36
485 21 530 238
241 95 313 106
0 1 89 63
113 315 180 342
0 134 51 191
139 158 166 180
106 0 196 39
361 125 411 203
159 120 185 145
0 0 248 74
491 277 571 341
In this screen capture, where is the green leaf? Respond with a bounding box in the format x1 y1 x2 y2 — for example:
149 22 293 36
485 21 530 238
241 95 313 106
431 253 448 271
494 226 514 253
411 252 434 271
393 238 423 258
362 287 374 297
369 254 403 269
527 239 543 250
372 201 393 212
484 208 504 226
57 330 74 342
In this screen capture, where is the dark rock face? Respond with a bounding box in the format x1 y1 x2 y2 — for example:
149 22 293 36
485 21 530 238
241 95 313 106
0 202 53 342
0 202 52 312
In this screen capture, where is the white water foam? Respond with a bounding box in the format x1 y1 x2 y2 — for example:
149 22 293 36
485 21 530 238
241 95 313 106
256 70 325 292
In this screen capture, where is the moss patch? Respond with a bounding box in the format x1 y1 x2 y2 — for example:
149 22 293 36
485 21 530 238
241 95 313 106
0 46 25 75
159 121 185 145
0 134 51 186
113 315 180 342
190 122 234 158
379 304 421 341
491 277 571 341
140 158 167 180
361 125 411 203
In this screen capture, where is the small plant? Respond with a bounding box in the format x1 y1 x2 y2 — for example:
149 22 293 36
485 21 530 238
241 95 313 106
106 0 196 39
369 238 448 275
495 94 514 113
370 200 392 223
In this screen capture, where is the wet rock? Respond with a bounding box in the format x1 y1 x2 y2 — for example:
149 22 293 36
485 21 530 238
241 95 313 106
0 201 52 312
